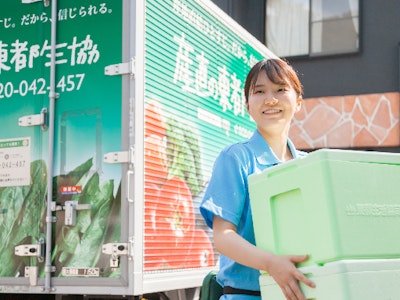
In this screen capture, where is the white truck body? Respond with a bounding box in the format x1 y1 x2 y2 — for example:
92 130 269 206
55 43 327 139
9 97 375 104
0 0 274 297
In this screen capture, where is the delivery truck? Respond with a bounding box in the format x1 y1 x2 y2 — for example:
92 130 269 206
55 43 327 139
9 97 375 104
0 0 275 298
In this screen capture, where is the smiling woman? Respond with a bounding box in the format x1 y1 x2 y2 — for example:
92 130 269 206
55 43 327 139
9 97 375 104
245 59 303 148
200 58 315 300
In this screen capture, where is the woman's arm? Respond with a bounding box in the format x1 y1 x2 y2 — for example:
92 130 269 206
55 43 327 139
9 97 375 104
213 216 315 300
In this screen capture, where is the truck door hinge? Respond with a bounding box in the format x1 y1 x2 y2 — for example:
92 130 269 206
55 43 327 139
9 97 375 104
102 242 131 268
14 238 45 262
18 108 48 130
103 148 134 164
15 238 45 286
22 0 49 7
104 59 135 77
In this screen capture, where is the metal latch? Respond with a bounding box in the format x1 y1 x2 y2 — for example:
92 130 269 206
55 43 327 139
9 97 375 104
64 201 92 226
104 148 134 164
21 0 49 7
15 238 45 263
102 243 130 268
18 108 48 130
25 266 39 286
104 59 135 77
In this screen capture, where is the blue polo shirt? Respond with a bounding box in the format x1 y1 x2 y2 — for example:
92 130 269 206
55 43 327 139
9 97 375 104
200 130 307 299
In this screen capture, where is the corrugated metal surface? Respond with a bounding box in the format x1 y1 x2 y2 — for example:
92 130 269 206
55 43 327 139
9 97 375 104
143 0 265 272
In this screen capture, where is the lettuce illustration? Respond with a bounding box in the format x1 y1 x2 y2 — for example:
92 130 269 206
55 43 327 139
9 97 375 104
0 160 47 277
166 117 203 197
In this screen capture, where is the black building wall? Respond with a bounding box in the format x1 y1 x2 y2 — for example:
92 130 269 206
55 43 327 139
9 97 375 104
211 0 266 44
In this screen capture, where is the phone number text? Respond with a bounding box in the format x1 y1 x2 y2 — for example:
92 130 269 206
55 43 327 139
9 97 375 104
0 160 26 169
0 73 85 99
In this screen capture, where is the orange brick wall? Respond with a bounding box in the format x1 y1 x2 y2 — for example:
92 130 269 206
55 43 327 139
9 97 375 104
290 92 400 150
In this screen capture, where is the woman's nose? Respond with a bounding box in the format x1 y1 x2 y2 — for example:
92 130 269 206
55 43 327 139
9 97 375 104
264 97 278 105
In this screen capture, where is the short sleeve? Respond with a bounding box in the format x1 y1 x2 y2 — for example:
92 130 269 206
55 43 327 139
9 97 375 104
200 148 248 229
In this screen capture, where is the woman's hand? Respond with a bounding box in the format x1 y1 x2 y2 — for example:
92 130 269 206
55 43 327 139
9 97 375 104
213 216 315 300
266 254 315 300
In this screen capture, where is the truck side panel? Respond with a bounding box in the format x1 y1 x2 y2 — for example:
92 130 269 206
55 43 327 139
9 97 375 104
0 0 274 296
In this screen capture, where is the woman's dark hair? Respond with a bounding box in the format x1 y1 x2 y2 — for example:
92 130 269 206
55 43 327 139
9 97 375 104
244 59 303 103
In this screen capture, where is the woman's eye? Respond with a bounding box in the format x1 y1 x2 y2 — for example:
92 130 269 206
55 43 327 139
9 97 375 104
278 87 287 92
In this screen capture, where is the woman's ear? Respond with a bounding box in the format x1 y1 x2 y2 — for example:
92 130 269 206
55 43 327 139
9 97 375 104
295 96 303 112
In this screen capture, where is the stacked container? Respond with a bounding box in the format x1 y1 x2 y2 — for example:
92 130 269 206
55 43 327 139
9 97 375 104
248 149 400 299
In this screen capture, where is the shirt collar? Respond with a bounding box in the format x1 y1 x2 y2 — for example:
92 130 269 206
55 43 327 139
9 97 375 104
248 130 299 166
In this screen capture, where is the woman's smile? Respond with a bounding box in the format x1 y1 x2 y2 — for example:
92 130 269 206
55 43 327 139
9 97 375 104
263 109 282 115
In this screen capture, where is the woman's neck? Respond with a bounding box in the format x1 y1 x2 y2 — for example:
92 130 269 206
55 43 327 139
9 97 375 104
259 129 292 162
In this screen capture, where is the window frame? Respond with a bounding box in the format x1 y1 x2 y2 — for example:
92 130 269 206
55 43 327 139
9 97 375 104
265 0 362 60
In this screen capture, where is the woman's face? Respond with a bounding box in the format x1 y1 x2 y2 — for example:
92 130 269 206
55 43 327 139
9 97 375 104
246 71 302 135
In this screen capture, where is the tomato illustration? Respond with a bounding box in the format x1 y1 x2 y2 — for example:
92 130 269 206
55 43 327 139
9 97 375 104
144 182 165 270
145 177 195 269
144 182 160 238
144 134 168 187
157 177 194 238
144 100 166 138
185 229 215 268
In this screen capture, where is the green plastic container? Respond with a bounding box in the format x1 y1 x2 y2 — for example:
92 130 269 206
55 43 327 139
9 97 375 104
249 149 400 266
259 259 400 300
